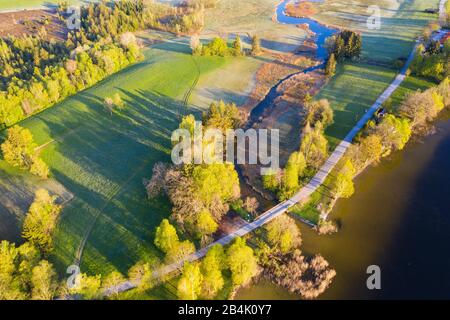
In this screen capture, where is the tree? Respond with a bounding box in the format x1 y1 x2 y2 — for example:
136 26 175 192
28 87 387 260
203 100 241 130
201 37 229 56
192 163 240 210
305 99 334 128
30 157 49 179
1 125 36 169
154 219 179 254
243 197 259 217
71 273 102 300
190 34 202 55
300 122 328 169
200 245 225 298
22 189 62 254
102 271 125 299
112 93 124 110
373 114 411 153
226 237 258 286
165 240 196 264
347 134 383 173
195 209 218 238
251 35 262 56
232 35 243 56
0 241 43 300
265 215 302 253
177 262 203 300
399 90 440 129
325 53 336 77
31 260 58 300
281 151 306 196
128 261 154 292
331 160 355 199
262 168 281 191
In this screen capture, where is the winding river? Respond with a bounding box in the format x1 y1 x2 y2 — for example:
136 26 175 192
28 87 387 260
237 1 450 299
247 0 336 125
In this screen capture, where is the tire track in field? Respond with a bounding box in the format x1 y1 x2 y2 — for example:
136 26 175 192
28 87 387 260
73 157 153 267
179 55 201 118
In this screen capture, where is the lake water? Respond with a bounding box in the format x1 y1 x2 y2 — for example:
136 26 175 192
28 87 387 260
237 114 450 299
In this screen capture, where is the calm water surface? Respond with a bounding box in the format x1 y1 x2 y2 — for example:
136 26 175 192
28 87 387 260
237 116 450 299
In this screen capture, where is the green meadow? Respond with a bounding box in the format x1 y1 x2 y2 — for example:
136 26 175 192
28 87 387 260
0 37 260 276
314 0 440 149
0 0 92 11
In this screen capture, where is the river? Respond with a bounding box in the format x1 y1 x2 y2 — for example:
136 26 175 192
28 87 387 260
236 0 450 300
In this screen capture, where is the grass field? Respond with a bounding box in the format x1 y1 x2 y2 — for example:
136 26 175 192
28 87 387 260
0 36 262 277
314 0 440 63
313 0 441 149
0 0 91 11
294 74 438 224
317 63 397 149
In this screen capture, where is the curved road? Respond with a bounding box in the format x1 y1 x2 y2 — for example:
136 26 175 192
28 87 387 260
105 38 421 296
104 0 448 296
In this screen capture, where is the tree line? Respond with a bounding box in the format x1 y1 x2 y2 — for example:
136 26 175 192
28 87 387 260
262 97 334 200
314 78 450 229
0 0 215 130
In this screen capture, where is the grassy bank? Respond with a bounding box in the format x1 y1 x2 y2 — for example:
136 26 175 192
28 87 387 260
292 74 438 224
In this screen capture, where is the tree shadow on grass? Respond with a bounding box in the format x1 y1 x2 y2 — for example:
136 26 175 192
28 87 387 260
38 89 188 274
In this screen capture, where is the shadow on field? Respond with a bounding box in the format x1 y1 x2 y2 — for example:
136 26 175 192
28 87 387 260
36 89 191 274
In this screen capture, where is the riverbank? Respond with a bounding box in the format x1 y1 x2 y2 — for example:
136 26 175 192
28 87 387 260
237 110 450 299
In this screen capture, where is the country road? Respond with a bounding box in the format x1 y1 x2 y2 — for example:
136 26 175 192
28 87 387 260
104 36 422 297
102 0 448 297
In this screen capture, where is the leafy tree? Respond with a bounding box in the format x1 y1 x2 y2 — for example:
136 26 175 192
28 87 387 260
251 35 262 55
265 215 302 253
22 189 62 254
226 237 258 286
177 262 203 300
165 240 196 264
1 126 36 169
305 99 334 128
154 219 179 254
373 114 411 153
331 160 355 199
201 37 229 56
232 35 243 56
300 122 328 169
31 260 58 300
71 273 102 300
200 245 225 298
347 134 383 173
325 53 336 77
203 100 241 130
262 168 281 191
30 157 49 179
192 163 240 208
102 271 126 299
128 260 154 292
281 151 306 196
195 209 218 238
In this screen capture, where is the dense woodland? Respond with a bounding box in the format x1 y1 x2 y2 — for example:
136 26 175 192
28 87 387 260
0 0 214 130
